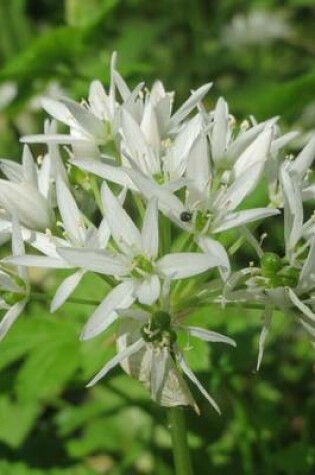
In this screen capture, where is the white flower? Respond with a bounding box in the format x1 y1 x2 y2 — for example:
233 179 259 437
221 160 315 368
66 91 209 194
267 136 315 208
221 10 291 49
224 237 315 369
86 309 236 413
125 128 279 280
56 182 222 340
0 216 29 340
0 145 54 231
5 177 110 312
207 97 282 171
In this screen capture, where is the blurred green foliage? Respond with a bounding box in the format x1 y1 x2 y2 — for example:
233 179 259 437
0 0 314 474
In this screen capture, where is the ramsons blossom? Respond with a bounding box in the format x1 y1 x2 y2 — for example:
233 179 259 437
0 53 314 413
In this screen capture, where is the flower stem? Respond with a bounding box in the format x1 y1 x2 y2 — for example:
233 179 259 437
30 291 100 307
168 407 194 475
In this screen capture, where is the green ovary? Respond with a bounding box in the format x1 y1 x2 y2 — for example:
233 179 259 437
131 254 154 278
153 172 165 185
141 311 177 346
260 252 299 288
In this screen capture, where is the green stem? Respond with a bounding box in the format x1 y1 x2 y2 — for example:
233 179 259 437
160 213 171 255
31 291 100 307
168 407 194 475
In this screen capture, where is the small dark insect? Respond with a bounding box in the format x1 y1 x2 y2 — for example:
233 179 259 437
180 211 193 222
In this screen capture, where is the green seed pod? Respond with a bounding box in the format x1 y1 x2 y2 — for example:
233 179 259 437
2 291 24 306
260 252 282 278
277 266 299 288
68 166 88 187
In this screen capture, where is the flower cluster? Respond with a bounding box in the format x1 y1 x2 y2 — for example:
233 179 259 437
0 54 314 413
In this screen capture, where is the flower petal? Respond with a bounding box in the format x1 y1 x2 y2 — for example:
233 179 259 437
101 181 142 254
135 274 161 305
0 299 27 341
87 337 145 386
7 255 70 268
57 247 130 276
280 165 303 253
169 83 212 129
298 238 315 293
177 350 221 413
71 159 132 188
157 252 220 279
233 128 272 178
196 236 230 280
211 97 229 163
121 109 159 175
290 136 315 178
287 288 315 323
126 168 185 217
0 181 52 231
184 326 236 346
50 270 85 312
257 303 273 371
141 197 159 259
148 347 197 412
56 178 86 245
21 134 90 145
214 208 280 233
61 98 106 140
81 280 135 340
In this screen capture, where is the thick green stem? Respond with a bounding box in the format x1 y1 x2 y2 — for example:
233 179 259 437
168 407 194 475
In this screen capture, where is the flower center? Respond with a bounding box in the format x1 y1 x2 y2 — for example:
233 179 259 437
131 254 154 278
153 172 165 185
259 252 299 288
141 311 177 347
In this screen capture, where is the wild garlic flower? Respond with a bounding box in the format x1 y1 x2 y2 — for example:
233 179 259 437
267 136 315 208
0 145 54 231
221 10 291 49
0 53 313 414
56 183 222 340
0 217 29 339
224 166 315 368
87 308 235 414
125 127 280 279
6 177 110 312
22 52 211 166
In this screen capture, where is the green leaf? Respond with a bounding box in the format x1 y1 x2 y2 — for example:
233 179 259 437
0 461 96 475
0 26 85 104
0 396 40 447
66 406 151 458
230 69 315 121
14 319 81 401
65 0 119 27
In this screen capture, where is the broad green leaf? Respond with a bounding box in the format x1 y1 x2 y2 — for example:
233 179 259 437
0 461 96 475
230 69 315 121
0 396 40 447
14 321 81 401
66 406 151 457
65 0 119 27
